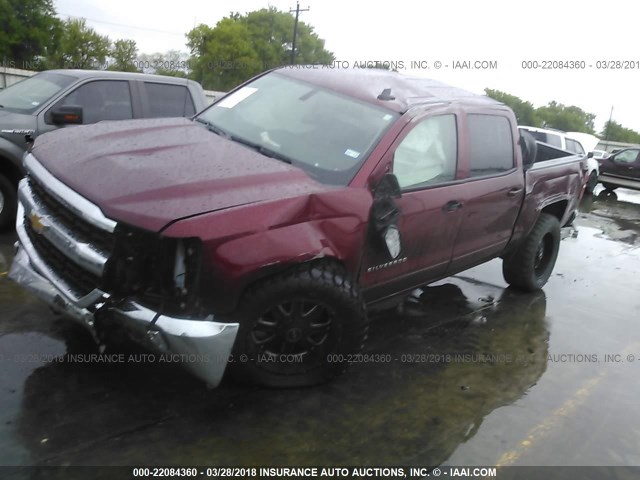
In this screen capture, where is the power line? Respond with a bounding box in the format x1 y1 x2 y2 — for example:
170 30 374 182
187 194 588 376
58 12 186 36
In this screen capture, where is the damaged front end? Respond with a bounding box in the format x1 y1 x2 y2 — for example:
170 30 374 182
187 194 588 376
9 153 238 386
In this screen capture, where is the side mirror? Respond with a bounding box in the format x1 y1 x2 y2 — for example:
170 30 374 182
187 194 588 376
587 151 594 159
374 173 401 200
371 173 402 258
50 105 83 125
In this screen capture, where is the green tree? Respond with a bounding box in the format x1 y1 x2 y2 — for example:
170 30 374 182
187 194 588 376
600 120 640 143
484 89 539 126
0 0 61 68
186 8 334 90
187 20 258 90
109 39 138 72
536 101 596 134
48 18 111 69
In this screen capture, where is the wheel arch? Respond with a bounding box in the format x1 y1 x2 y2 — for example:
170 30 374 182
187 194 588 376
198 221 367 315
503 198 569 259
237 256 352 305
540 200 568 223
0 152 25 187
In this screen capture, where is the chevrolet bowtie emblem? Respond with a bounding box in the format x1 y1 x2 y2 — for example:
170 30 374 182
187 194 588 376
29 212 47 234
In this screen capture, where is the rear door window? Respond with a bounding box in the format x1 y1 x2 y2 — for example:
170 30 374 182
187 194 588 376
144 83 195 117
467 115 514 177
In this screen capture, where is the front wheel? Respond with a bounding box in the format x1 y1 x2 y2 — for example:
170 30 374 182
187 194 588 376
230 261 368 387
0 174 17 231
502 213 561 292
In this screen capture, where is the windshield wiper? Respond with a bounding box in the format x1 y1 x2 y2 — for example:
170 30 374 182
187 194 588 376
194 118 230 138
230 136 293 164
195 119 293 165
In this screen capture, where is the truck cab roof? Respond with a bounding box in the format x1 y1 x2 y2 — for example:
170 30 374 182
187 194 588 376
275 66 505 114
43 69 202 88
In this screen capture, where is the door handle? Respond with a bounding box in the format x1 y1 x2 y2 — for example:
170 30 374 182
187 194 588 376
508 188 523 197
442 200 463 212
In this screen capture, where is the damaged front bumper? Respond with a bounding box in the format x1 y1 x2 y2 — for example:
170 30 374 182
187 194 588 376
10 245 238 386
10 156 239 387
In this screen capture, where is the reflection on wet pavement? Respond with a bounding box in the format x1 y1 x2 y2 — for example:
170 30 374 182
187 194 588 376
0 188 639 468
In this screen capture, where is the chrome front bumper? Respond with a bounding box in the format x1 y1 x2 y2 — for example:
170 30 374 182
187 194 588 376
10 245 239 386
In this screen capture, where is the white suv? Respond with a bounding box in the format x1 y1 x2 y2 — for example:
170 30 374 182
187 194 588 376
519 126 600 193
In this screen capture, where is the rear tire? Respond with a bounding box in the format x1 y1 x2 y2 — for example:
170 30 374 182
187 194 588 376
602 182 618 191
585 171 598 194
0 174 17 231
503 213 561 292
230 261 368 387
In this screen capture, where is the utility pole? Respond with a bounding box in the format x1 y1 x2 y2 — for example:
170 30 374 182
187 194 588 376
289 1 310 65
604 106 614 143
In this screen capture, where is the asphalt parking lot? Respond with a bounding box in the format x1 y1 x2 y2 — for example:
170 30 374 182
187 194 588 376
0 186 639 470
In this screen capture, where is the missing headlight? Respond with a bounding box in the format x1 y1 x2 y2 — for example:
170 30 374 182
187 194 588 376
104 227 202 314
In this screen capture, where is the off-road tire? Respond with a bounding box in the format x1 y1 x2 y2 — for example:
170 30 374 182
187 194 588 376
585 171 598 194
230 261 368 387
602 182 618 191
0 174 17 231
502 213 561 292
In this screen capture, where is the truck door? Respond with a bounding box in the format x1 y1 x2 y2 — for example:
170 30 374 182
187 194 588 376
447 113 524 273
37 80 135 135
361 112 467 301
608 148 640 179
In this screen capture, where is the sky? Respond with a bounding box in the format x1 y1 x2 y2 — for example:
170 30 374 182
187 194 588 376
53 0 640 134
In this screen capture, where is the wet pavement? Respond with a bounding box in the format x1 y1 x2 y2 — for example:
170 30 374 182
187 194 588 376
0 186 639 470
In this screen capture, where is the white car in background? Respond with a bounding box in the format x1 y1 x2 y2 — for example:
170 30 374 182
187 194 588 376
519 126 600 193
591 149 610 160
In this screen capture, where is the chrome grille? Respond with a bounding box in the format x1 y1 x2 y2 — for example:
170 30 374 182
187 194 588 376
16 153 117 304
28 179 115 254
24 215 100 298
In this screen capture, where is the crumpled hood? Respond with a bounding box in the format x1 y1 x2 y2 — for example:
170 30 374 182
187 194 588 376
32 118 332 232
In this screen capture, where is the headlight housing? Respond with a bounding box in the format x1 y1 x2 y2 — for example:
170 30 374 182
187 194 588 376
104 226 202 314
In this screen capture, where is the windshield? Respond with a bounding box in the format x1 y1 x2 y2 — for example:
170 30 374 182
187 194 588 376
0 72 77 114
195 72 399 186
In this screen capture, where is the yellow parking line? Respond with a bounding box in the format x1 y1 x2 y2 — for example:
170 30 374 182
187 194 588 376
496 342 640 467
496 372 605 466
0 271 8 278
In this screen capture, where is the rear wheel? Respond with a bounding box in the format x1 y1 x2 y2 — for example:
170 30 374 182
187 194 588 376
230 261 368 387
0 174 18 231
503 213 561 292
602 182 618 191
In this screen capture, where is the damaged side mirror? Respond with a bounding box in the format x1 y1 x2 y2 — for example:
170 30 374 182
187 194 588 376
374 173 402 200
370 173 403 260
371 173 402 233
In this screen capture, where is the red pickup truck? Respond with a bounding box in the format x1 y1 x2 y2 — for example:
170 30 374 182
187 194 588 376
10 68 587 387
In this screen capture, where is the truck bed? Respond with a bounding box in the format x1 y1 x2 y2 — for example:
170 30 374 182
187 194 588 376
507 142 586 250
